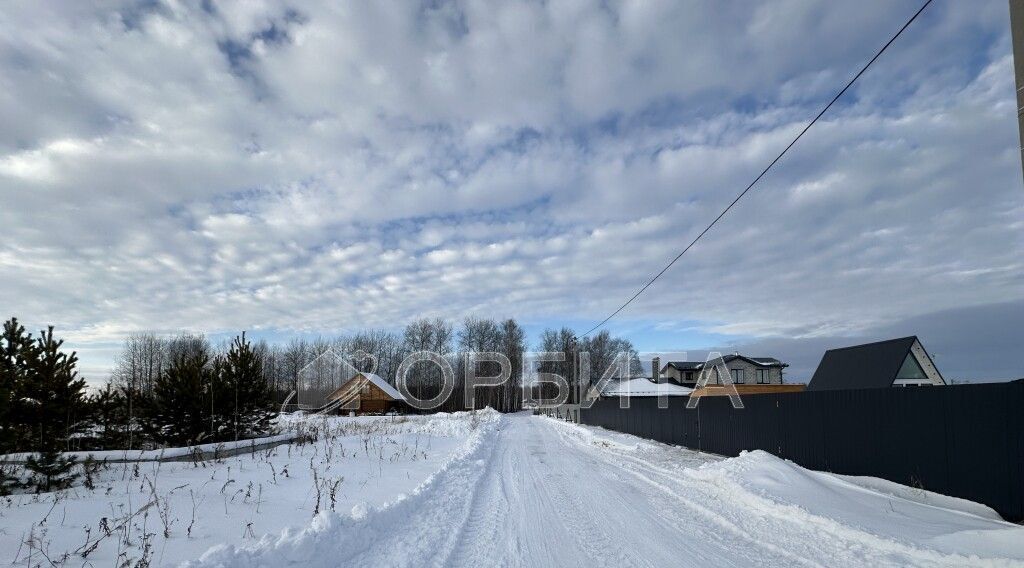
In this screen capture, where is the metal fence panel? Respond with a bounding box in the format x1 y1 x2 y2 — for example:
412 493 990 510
579 382 1024 521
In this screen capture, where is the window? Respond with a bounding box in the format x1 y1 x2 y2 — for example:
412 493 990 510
730 369 744 384
896 353 927 380
360 384 370 394
756 369 770 384
684 371 694 382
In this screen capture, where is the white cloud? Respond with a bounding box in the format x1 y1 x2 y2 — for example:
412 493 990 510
0 0 1021 380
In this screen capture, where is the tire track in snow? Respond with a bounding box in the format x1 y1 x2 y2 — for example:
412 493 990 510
195 413 990 567
545 420 823 567
545 418 1018 568
438 421 514 566
532 417 800 567
519 418 653 567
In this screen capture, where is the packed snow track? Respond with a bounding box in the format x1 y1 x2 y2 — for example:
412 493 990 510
192 412 1024 567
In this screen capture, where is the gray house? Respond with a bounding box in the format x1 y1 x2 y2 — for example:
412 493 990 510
807 336 945 391
661 355 787 387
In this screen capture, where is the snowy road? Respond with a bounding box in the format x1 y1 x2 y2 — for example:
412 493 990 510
433 413 787 567
192 412 1024 567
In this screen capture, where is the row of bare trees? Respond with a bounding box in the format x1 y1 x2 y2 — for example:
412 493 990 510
283 318 528 413
112 321 641 414
533 328 643 403
112 319 527 413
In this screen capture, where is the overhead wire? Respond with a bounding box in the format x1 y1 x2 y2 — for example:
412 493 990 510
580 0 935 337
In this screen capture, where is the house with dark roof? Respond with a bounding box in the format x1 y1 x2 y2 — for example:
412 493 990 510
807 336 945 392
661 354 788 388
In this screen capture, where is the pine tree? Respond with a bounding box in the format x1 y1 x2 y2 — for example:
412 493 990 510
22 326 87 492
25 449 77 492
218 332 276 441
144 348 215 447
0 318 35 494
86 382 130 449
0 318 35 452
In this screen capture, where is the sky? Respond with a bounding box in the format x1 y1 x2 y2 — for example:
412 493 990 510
1 0 1022 384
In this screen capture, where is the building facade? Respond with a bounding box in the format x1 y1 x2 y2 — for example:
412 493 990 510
662 355 787 387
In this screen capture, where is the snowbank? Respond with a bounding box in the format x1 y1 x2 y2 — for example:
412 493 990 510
686 450 1024 562
0 433 299 464
2 411 492 567
551 417 1024 564
186 409 503 567
601 378 693 397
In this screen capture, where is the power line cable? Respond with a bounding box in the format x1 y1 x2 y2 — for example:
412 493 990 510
580 0 935 338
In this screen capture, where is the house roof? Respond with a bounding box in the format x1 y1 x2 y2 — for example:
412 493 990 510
747 357 786 366
807 336 942 392
664 361 703 371
600 378 693 397
334 372 406 401
663 354 787 373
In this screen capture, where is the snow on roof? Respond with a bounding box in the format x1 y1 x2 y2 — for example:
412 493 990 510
664 355 786 371
601 378 693 397
357 372 406 401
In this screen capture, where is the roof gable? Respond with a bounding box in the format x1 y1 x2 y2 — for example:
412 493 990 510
807 336 943 391
359 373 406 400
331 372 406 401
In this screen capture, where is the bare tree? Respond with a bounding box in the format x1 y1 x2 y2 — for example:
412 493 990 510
280 338 309 394
348 329 403 383
112 333 170 449
498 319 526 412
460 315 520 413
402 318 453 403
537 327 576 403
580 330 642 381
112 333 166 394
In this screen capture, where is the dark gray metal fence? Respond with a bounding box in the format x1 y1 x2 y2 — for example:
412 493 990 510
579 380 1024 521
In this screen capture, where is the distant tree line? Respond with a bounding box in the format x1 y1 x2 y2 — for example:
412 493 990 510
532 328 643 403
101 331 276 449
111 318 643 414
202 317 530 414
1 313 641 493
0 317 274 493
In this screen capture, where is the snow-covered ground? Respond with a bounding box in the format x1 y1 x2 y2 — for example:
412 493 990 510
3 411 1023 567
0 411 486 566
1 433 300 464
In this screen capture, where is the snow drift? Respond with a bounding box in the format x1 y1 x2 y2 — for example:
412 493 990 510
186 409 503 567
685 449 1024 562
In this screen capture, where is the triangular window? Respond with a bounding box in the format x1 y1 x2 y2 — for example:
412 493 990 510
896 353 927 380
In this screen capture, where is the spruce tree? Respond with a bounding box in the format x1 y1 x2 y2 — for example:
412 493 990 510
218 332 276 440
22 326 87 492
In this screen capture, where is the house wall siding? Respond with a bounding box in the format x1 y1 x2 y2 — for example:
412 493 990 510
717 360 783 385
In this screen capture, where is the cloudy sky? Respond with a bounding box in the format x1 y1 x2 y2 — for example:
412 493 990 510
1 0 1022 383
